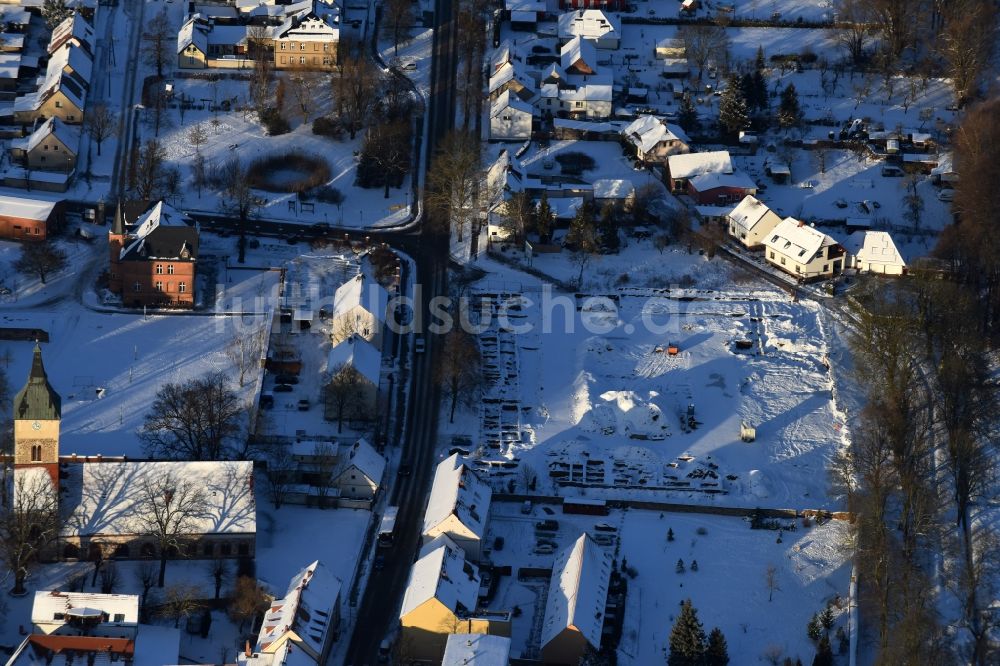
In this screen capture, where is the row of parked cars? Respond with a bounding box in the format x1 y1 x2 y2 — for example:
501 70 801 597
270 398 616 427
259 371 309 411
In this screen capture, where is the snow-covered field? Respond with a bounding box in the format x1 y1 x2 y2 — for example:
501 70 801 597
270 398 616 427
487 503 852 663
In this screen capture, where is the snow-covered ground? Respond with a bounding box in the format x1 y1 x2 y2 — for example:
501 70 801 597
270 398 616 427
487 503 852 663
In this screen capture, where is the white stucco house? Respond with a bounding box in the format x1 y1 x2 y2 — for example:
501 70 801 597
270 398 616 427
763 218 845 280
489 89 533 141
843 230 907 275
727 195 782 249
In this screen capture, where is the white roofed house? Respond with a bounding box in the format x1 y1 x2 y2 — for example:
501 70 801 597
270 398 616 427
560 36 599 75
177 15 210 69
763 218 845 280
592 178 635 207
666 150 733 193
487 59 536 102
489 89 533 141
238 560 343 666
442 633 512 665
399 535 510 662
422 454 492 562
333 437 386 504
31 591 139 636
541 533 613 665
13 42 91 125
622 115 690 164
843 230 907 276
557 9 621 49
686 170 758 205
9 117 80 174
48 12 95 55
559 75 613 120
271 1 341 71
324 334 381 425
727 195 782 249
331 272 389 351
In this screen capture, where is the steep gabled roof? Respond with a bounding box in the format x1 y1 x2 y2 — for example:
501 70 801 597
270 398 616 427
843 230 906 268
14 344 61 421
557 9 620 44
119 202 198 262
764 217 839 261
253 561 341 663
332 273 388 325
335 438 385 487
490 89 533 119
400 536 480 618
13 117 81 156
688 170 757 192
728 195 779 233
49 12 95 54
541 533 612 650
622 115 689 153
177 16 209 55
560 36 598 73
667 150 733 180
422 454 491 541
326 334 381 386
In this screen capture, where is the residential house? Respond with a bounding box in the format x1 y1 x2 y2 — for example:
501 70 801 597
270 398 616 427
0 193 63 241
666 150 733 193
399 535 510 663
108 201 199 308
843 230 907 275
176 15 209 68
13 42 91 124
331 272 389 349
9 117 80 172
489 89 533 141
622 115 690 163
48 12 95 55
726 195 782 249
559 77 613 119
560 36 598 75
333 437 385 503
6 591 181 666
540 533 613 665
324 334 381 422
238 561 342 666
592 178 635 207
422 454 492 562
557 9 620 49
686 170 758 205
442 634 512 666
488 59 536 102
559 0 626 10
763 217 845 280
271 2 341 70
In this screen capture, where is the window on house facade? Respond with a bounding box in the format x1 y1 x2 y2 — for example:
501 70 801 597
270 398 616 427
31 445 41 461
780 257 786 265
154 281 163 291
155 264 163 274
299 56 305 64
323 42 329 51
55 100 62 108
300 42 306 50
823 264 829 272
133 282 142 292
67 115 74 121
280 56 286 64
769 251 775 259
167 264 174 275
280 42 286 50
323 56 332 65
113 614 125 623
178 282 187 293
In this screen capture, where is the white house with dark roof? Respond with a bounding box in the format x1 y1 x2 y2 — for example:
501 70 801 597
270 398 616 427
727 195 782 249
422 454 492 562
540 533 613 665
31 591 139 636
763 217 845 280
490 89 533 141
238 560 342 666
843 230 907 275
622 115 690 163
48 12 95 55
557 9 620 49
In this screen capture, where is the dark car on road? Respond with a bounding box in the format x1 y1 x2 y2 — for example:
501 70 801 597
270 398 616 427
275 374 299 384
274 384 294 393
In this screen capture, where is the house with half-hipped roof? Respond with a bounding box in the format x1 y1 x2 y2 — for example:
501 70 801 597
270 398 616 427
422 454 492 562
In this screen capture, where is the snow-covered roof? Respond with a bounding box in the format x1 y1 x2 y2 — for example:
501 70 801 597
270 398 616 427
727 195 779 233
332 272 389 326
688 170 757 192
764 217 839 261
48 42 92 87
490 39 512 72
400 535 480 618
0 53 21 79
335 438 385 487
560 36 597 73
326 334 381 386
244 560 341 665
442 634 512 666
12 117 80 155
488 60 536 96
843 230 906 268
120 201 197 261
622 115 690 153
0 193 59 221
667 150 733 179
491 89 533 118
60 461 256 537
541 533 612 650
559 81 612 103
33 591 139 627
422 454 491 541
661 58 690 74
273 6 341 41
593 178 635 200
505 0 545 11
49 12 95 54
557 9 620 44
177 16 209 55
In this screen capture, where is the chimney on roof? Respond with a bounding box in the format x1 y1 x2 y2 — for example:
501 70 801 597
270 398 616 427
245 640 252 657
797 220 805 227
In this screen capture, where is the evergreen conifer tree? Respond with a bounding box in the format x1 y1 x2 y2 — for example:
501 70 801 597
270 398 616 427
705 627 729 666
668 600 707 666
678 94 699 132
811 635 833 666
778 83 801 128
718 75 750 135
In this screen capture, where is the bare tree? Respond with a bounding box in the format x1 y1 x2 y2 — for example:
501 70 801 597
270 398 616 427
139 371 246 461
84 104 117 157
187 123 208 154
247 25 273 118
333 54 381 139
901 176 924 230
142 9 172 79
424 130 483 241
135 562 157 615
159 583 203 627
357 120 411 198
132 139 167 200
679 24 729 80
0 472 60 594
382 0 414 56
309 442 340 506
866 0 917 60
264 443 294 510
832 0 871 65
496 191 533 244
15 241 68 285
207 559 230 600
225 318 267 387
130 470 209 587
229 576 268 632
324 365 366 432
765 564 780 602
937 0 997 106
435 330 482 422
99 562 119 594
286 73 321 123
565 202 599 287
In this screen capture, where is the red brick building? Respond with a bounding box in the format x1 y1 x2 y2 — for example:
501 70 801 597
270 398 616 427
0 194 64 241
686 171 759 205
109 201 198 308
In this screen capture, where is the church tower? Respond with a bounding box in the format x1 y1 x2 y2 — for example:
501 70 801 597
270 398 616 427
13 344 62 489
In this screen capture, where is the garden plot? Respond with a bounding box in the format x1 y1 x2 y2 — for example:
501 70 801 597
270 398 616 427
485 503 851 664
473 285 848 509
